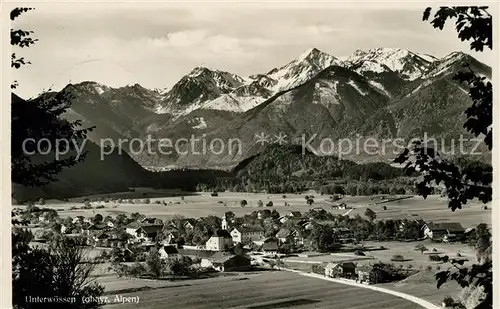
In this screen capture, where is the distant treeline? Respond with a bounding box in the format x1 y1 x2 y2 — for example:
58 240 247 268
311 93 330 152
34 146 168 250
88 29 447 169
196 145 417 194
14 143 490 202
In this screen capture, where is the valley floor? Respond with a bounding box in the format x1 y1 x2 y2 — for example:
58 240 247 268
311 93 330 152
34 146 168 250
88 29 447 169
24 191 491 229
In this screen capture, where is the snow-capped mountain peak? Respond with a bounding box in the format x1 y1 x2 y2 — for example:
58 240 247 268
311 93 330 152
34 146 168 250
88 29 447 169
345 49 367 63
265 47 343 91
346 47 434 80
155 47 485 117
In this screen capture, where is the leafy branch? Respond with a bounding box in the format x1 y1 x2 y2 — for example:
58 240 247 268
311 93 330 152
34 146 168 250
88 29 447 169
423 6 492 52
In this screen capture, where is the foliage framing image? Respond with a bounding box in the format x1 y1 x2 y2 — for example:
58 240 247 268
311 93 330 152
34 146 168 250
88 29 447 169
395 6 493 309
11 7 104 309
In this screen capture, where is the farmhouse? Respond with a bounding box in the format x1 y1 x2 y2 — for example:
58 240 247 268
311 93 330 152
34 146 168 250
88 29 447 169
162 230 179 245
276 228 304 245
83 223 108 236
125 222 164 242
159 245 180 259
330 203 348 210
107 234 128 248
141 217 160 224
183 219 197 231
261 238 280 254
398 219 426 237
205 229 233 251
94 232 111 246
125 222 141 236
332 227 354 243
311 207 325 212
200 252 251 272
423 222 465 242
135 224 163 242
231 226 265 244
72 216 85 224
278 211 302 224
324 262 356 279
300 220 313 230
356 264 385 284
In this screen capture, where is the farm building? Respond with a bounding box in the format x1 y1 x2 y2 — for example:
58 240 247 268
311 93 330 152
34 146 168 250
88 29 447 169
141 217 162 225
136 224 163 242
125 222 141 236
107 235 127 248
275 228 305 245
300 220 313 230
278 211 303 224
162 230 179 245
356 264 385 284
205 229 233 251
159 245 180 259
423 222 465 242
83 223 109 237
261 238 279 254
330 203 349 210
72 216 85 224
125 223 163 242
93 232 128 248
200 252 251 272
183 219 198 231
325 262 356 279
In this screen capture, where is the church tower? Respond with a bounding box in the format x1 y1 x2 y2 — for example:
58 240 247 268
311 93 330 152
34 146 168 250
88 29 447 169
222 215 228 230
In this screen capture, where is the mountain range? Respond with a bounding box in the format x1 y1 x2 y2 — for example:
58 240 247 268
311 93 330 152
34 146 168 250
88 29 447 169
29 47 492 169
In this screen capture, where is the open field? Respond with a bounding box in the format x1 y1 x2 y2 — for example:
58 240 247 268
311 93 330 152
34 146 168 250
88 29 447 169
19 191 348 221
18 191 490 228
103 271 423 309
282 240 476 270
358 241 477 268
386 270 462 306
346 195 491 228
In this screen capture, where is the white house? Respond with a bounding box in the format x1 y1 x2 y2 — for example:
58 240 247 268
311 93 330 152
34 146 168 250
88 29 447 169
136 224 163 242
205 230 233 251
125 222 141 237
125 223 163 242
230 226 265 244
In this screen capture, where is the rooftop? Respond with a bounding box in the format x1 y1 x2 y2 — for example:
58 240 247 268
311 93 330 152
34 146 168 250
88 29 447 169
427 222 465 232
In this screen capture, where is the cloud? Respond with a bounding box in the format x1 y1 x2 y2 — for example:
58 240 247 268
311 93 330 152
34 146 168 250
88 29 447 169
302 25 342 36
148 30 208 48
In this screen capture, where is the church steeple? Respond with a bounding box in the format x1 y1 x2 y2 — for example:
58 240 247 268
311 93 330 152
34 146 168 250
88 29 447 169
222 215 228 230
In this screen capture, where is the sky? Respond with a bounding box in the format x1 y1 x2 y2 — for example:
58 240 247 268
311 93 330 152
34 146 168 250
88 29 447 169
10 2 496 99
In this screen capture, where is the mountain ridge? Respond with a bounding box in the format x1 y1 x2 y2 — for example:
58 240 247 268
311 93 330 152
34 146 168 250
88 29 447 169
28 47 492 169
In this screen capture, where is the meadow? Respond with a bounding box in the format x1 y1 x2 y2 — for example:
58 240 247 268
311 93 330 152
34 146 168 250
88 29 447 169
102 271 423 309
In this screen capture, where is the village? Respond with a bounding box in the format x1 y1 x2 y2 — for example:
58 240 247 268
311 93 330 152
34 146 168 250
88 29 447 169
12 191 488 294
